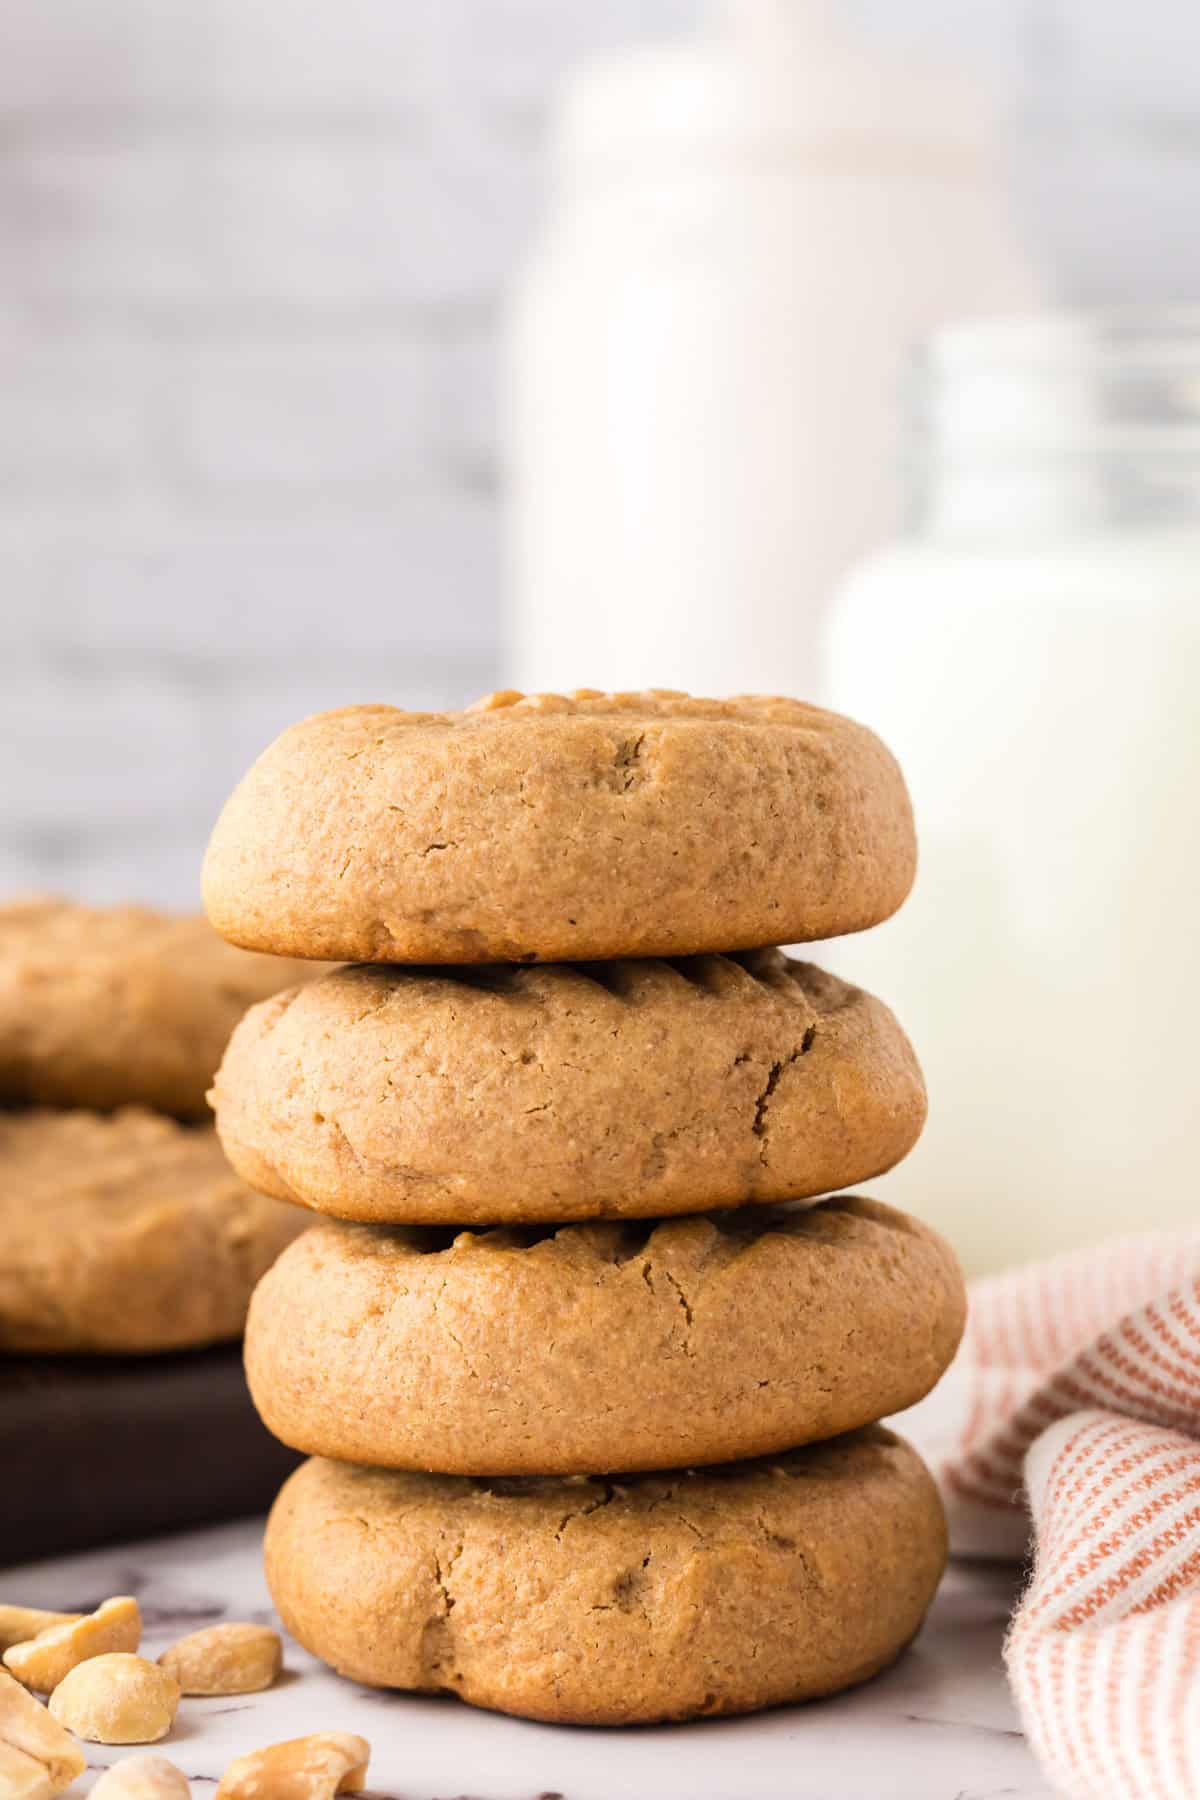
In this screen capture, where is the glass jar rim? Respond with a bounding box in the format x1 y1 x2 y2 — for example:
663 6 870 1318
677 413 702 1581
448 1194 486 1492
910 309 1200 533
913 307 1200 463
928 308 1200 373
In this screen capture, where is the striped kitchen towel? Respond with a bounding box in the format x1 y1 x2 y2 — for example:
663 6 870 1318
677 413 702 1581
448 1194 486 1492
919 1231 1200 1800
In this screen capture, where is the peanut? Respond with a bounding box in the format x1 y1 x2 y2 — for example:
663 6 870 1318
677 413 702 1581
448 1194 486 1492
48 1653 179 1745
91 1753 191 1798
0 1608 81 1657
158 1622 281 1696
4 1595 141 1693
215 1732 370 1799
0 1741 61 1800
0 1668 86 1798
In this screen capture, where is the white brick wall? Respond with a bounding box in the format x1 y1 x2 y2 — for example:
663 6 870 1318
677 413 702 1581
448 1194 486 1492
3 0 1200 906
0 0 705 906
847 0 1200 304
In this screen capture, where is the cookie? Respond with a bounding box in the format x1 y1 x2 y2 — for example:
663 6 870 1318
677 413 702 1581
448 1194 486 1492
245 1195 964 1475
0 1109 306 1353
212 951 925 1225
0 898 316 1120
201 691 916 963
264 1427 945 1725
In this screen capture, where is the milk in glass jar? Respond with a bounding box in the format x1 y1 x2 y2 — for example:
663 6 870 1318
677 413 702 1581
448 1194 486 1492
825 313 1200 1273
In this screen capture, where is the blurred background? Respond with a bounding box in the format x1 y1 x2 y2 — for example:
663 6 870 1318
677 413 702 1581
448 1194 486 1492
9 0 1200 1272
4 0 1200 907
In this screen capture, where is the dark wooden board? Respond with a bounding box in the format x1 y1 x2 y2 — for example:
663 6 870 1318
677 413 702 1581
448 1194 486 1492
0 1346 301 1567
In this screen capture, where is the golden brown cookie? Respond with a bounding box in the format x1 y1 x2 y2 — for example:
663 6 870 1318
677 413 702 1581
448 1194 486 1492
201 691 916 963
212 952 926 1225
0 1109 306 1353
265 1428 946 1725
245 1196 964 1475
0 898 316 1120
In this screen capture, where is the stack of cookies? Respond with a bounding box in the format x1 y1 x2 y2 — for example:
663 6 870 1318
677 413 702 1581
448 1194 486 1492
0 899 312 1556
0 899 309 1357
203 690 966 1727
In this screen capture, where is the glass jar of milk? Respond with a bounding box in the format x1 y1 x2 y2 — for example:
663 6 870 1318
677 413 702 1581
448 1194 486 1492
824 313 1200 1274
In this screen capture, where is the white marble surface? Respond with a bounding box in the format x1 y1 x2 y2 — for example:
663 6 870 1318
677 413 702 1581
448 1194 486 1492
6 1519 1054 1800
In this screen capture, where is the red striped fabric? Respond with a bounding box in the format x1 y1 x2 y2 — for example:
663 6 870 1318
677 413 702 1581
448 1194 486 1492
932 1233 1200 1800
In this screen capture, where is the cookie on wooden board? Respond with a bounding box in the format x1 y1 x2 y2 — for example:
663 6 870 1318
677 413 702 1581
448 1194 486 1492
0 1108 305 1353
0 898 315 1120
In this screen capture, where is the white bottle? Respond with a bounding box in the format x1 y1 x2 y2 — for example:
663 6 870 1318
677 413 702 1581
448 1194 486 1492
825 312 1200 1274
505 0 1037 698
